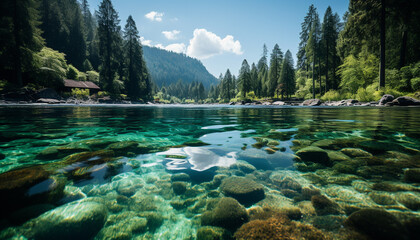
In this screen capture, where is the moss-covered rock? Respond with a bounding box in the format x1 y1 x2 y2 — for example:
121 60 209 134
344 209 409 240
229 161 256 174
311 195 343 216
340 148 372 158
220 176 265 207
61 149 114 165
271 176 302 192
368 191 397 205
396 192 420 210
327 150 351 162
171 173 191 182
196 226 233 240
107 141 140 156
403 168 420 183
296 146 331 166
201 197 249 231
183 140 211 147
22 198 108 240
359 141 406 154
172 181 187 195
137 212 164 231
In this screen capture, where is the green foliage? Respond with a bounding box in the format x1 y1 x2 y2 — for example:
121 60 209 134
86 71 99 83
35 47 68 78
98 91 109 97
67 65 79 80
278 50 295 98
337 50 378 93
83 59 93 71
321 90 341 101
268 44 283 97
355 87 376 102
411 78 420 91
71 88 90 99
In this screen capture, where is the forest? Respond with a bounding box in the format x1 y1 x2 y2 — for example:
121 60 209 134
1 0 420 103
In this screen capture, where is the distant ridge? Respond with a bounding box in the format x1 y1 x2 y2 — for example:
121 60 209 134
142 46 218 88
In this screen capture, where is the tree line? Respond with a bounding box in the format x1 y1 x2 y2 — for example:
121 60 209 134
0 0 151 101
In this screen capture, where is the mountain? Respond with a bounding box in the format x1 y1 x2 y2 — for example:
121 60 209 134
142 46 218 88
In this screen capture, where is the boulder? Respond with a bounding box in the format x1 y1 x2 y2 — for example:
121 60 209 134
220 176 265 206
296 146 331 166
311 195 343 215
403 168 420 183
272 101 285 106
344 209 409 240
172 181 187 195
379 94 394 105
201 197 249 231
36 98 61 104
23 198 108 240
196 226 232 240
391 96 420 106
302 99 322 106
340 148 372 158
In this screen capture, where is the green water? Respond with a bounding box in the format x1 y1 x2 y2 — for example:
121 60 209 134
0 105 419 239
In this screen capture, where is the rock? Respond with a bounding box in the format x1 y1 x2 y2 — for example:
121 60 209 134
272 101 285 106
107 141 140 156
311 195 342 215
264 147 276 154
379 94 394 105
61 149 114 165
340 148 372 158
391 96 420 106
36 98 61 104
271 176 302 192
302 99 322 106
312 215 345 231
35 88 60 100
359 141 405 154
137 212 164 231
220 176 265 206
352 180 371 193
23 198 108 240
201 197 249 231
404 168 420 183
296 146 331 166
171 173 191 182
196 226 232 240
172 181 187 195
129 195 158 212
368 191 397 205
229 161 257 174
79 138 117 150
300 185 321 201
344 209 409 240
0 152 5 160
396 192 420 210
183 140 211 147
97 216 147 239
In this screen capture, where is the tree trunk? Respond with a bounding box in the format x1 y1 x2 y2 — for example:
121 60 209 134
12 0 23 87
399 29 407 69
312 53 315 99
379 0 386 88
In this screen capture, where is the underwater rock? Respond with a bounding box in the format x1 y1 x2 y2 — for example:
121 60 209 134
171 173 191 182
312 215 345 231
312 138 356 150
172 181 188 195
264 147 277 154
359 141 405 154
97 216 147 240
340 148 372 158
311 195 343 216
61 149 115 165
344 209 409 240
137 212 164 231
0 152 5 160
271 176 302 192
107 141 140 156
300 185 322 201
170 198 196 210
196 226 233 240
372 181 418 192
36 143 92 160
78 138 118 150
403 168 420 183
220 176 265 206
229 161 257 174
332 161 359 174
396 192 420 211
9 204 55 225
23 198 108 240
201 197 249 231
326 150 351 162
352 180 372 193
129 195 158 212
368 191 397 205
296 146 331 166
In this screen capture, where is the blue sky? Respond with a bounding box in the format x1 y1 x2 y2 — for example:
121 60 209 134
88 0 349 78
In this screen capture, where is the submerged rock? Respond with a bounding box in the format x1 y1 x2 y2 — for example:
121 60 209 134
22 198 108 240
196 226 233 240
107 141 140 155
220 176 265 206
340 148 372 158
201 197 249 231
296 146 331 166
311 195 343 216
403 168 420 183
172 181 188 195
344 209 409 240
171 173 191 182
396 192 420 210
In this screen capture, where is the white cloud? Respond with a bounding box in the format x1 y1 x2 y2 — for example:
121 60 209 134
164 43 186 53
162 30 180 40
140 37 152 47
186 29 243 59
145 11 164 22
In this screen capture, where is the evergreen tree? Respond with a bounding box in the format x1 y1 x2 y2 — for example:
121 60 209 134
238 59 251 98
268 44 283 97
67 6 86 70
222 69 233 101
123 15 149 100
279 50 296 99
257 44 269 97
250 63 259 95
0 0 44 86
306 11 321 98
97 0 123 96
297 4 317 70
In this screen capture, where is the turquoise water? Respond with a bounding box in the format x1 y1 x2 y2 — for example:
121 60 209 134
0 105 419 239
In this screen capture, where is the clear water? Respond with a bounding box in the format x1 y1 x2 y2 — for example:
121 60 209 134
0 105 419 239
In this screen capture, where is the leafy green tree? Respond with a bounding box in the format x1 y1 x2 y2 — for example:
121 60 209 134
238 59 251 98
97 0 123 96
279 50 295 99
0 0 44 86
268 44 283 97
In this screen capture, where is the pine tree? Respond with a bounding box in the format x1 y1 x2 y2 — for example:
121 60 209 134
222 69 233 101
297 4 317 70
306 11 320 98
279 50 295 99
250 63 258 95
268 44 283 97
67 6 86 70
257 44 269 98
97 0 123 96
0 0 44 86
238 59 251 98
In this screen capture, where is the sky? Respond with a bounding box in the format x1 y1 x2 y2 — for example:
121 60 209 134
88 0 349 78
